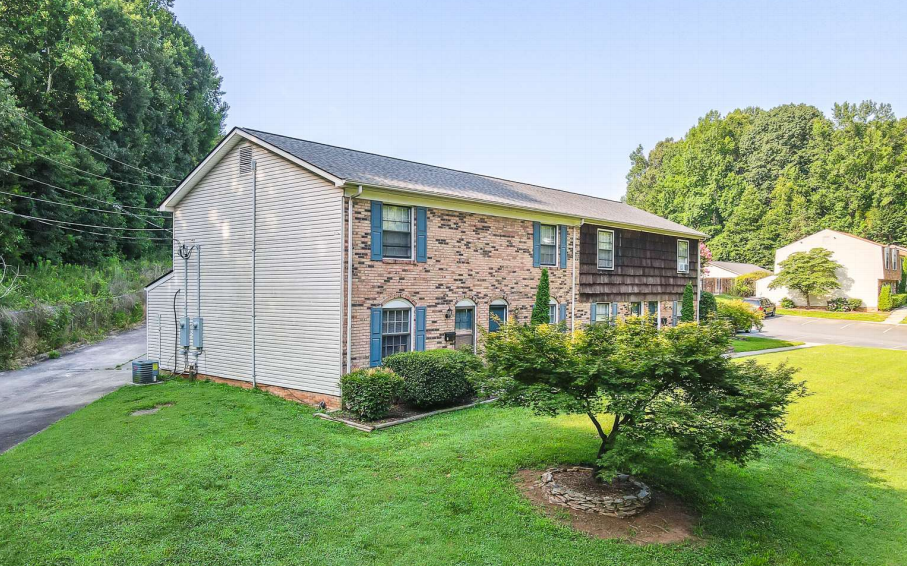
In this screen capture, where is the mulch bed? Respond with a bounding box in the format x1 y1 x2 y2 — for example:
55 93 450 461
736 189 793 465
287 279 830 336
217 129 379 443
516 469 701 545
315 396 494 431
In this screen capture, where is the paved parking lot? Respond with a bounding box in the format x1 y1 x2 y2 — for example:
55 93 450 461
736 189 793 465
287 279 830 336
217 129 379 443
757 315 907 351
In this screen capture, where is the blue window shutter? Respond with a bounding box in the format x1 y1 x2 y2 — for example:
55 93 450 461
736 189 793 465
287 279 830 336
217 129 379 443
369 307 383 367
559 225 568 268
370 201 383 261
590 303 597 323
416 207 427 263
559 303 567 323
415 306 426 351
532 222 541 267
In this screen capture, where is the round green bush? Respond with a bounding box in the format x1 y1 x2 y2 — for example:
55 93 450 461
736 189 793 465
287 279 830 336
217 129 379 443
340 368 403 421
383 349 482 409
717 299 764 332
780 297 795 309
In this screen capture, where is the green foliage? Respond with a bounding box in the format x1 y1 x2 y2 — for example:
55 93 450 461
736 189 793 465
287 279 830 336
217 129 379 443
0 0 226 264
780 297 796 308
699 291 717 319
718 299 765 332
899 267 906 294
626 102 907 267
893 294 907 309
878 285 893 312
483 317 805 479
339 368 403 421
769 248 842 308
530 268 551 326
827 297 862 312
383 349 480 409
47 350 60 359
680 282 695 321
731 270 772 297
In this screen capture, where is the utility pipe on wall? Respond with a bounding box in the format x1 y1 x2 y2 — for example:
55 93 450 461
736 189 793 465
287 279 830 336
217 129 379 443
572 221 582 332
346 185 363 374
251 159 258 388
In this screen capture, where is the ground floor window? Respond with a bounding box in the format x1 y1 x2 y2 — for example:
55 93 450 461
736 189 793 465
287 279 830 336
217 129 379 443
549 302 558 323
672 300 680 326
647 301 658 316
489 303 508 332
382 308 411 359
593 302 612 323
630 302 642 316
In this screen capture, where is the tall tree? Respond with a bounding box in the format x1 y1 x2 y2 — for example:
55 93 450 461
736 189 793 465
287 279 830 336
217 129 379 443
530 268 551 326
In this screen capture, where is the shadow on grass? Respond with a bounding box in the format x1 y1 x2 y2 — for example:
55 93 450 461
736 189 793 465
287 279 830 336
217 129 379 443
544 417 907 565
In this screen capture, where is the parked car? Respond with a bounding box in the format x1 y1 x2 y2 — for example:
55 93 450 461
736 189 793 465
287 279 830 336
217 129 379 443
743 297 776 317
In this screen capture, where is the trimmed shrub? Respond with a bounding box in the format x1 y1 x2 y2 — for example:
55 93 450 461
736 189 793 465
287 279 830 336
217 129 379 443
779 297 795 309
531 268 551 326
680 282 696 322
717 299 765 332
340 368 403 421
384 349 481 408
699 291 718 320
732 270 772 297
878 285 893 312
827 297 862 312
892 293 907 309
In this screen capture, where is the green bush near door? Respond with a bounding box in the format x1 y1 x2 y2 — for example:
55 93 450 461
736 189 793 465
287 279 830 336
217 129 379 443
384 349 481 409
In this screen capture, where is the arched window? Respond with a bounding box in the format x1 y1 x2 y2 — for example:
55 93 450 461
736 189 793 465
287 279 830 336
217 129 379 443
489 299 508 332
381 299 413 359
548 298 559 324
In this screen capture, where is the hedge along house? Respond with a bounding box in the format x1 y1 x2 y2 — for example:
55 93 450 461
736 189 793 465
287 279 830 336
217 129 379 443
146 128 706 407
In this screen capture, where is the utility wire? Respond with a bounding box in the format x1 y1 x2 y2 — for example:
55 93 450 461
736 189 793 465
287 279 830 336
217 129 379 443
19 114 182 181
0 189 171 229
1 168 166 214
0 209 169 231
0 136 175 188
5 211 172 241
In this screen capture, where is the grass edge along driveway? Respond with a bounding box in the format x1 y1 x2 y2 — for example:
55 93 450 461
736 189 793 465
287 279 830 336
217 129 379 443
776 308 889 322
1 346 906 565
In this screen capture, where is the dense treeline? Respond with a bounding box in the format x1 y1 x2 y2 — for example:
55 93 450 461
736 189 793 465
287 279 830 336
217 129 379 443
0 0 227 265
626 101 907 267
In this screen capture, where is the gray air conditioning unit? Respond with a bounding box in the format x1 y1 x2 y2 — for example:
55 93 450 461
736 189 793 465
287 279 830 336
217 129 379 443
132 360 160 384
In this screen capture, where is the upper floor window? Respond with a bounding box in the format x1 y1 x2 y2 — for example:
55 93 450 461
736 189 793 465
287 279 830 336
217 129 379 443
677 240 690 273
539 224 558 266
382 205 412 259
597 229 615 270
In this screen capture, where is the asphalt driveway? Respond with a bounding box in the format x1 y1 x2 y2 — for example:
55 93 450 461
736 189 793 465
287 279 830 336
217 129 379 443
757 314 907 351
0 326 146 453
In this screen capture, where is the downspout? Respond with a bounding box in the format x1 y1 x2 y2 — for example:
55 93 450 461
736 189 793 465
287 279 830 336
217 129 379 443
696 240 701 323
346 185 363 374
251 160 258 388
572 221 582 332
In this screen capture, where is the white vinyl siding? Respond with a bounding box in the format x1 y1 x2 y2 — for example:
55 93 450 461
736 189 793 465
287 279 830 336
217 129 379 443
149 141 344 395
146 273 177 368
597 229 614 269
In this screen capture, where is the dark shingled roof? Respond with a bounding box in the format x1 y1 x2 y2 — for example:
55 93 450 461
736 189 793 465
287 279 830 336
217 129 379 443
241 128 706 238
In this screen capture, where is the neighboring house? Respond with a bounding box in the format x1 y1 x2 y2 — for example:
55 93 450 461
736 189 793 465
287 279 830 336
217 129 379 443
756 229 904 309
702 261 767 295
146 128 705 407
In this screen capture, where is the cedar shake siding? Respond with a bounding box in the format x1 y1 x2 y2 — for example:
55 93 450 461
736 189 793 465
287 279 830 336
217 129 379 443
578 223 699 303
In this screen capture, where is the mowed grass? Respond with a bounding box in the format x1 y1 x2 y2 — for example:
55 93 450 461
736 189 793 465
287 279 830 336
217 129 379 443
1 347 906 565
777 308 889 322
730 336 804 352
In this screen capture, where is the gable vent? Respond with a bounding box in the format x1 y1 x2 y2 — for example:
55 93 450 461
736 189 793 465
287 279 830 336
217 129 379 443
239 147 252 174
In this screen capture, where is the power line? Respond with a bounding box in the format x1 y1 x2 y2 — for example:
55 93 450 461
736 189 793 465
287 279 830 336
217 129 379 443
0 136 175 188
14 216 172 242
1 168 166 214
20 114 182 181
0 189 170 229
0 209 170 231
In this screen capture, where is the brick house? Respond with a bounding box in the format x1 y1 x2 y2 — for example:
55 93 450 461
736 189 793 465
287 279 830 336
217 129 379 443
147 128 705 407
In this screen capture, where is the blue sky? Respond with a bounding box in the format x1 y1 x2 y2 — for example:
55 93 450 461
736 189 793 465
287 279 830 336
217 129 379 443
172 0 907 201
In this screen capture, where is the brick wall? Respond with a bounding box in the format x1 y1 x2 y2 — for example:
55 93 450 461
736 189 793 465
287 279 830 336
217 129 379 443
344 199 697 371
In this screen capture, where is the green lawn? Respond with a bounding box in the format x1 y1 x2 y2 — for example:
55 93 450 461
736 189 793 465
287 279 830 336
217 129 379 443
777 308 889 322
730 336 804 352
2 346 906 565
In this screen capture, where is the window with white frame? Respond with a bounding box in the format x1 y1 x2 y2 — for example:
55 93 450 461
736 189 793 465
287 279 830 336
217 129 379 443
539 224 558 266
381 303 411 359
677 240 690 273
594 302 611 323
597 229 615 270
630 302 642 316
382 205 412 259
548 300 558 323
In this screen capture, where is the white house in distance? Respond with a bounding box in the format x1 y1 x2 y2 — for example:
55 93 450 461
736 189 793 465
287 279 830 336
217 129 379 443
756 229 904 309
702 261 767 295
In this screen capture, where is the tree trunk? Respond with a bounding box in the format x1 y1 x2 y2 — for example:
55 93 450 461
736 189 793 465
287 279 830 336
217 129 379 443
587 412 620 481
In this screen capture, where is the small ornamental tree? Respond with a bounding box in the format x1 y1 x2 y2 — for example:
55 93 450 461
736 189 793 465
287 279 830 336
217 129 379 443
680 282 696 322
769 248 841 308
878 284 893 312
699 291 718 320
483 318 806 481
898 266 906 294
699 241 712 275
530 268 551 326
